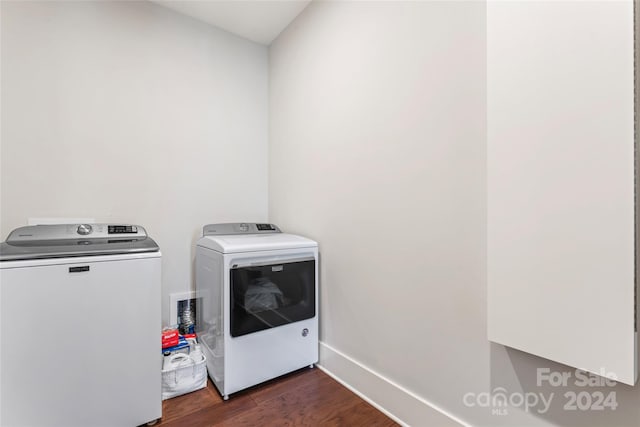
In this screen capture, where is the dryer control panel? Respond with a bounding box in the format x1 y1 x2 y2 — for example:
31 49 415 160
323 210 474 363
203 223 281 236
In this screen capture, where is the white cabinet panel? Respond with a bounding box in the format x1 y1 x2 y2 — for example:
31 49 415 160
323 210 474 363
487 0 637 385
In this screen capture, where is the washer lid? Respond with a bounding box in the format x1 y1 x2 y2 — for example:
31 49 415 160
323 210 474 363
197 233 317 254
0 224 159 261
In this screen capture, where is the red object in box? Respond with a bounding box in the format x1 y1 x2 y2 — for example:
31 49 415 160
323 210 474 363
162 329 179 349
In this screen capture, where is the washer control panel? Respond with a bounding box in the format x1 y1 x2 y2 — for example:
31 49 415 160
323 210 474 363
6 224 147 242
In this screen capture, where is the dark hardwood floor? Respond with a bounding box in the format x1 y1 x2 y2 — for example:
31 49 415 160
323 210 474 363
157 367 398 426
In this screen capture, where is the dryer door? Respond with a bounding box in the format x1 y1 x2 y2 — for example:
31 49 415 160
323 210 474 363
230 257 315 337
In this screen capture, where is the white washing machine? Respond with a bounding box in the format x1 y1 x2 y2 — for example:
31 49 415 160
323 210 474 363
0 224 162 427
195 223 318 399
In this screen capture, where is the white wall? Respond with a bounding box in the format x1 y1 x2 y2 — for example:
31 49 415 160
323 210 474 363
269 1 640 426
0 0 269 325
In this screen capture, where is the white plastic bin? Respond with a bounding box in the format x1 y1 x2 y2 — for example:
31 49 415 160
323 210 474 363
161 353 207 400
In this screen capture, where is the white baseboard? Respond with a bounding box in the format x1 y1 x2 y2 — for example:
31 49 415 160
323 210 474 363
318 341 467 427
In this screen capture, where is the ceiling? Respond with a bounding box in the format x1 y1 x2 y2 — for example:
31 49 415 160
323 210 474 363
151 0 312 45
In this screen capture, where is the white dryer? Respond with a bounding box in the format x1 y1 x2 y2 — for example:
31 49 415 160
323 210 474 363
195 223 318 399
0 224 161 426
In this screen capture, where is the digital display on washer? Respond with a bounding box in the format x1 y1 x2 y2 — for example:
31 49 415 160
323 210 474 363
108 225 137 234
256 224 275 231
